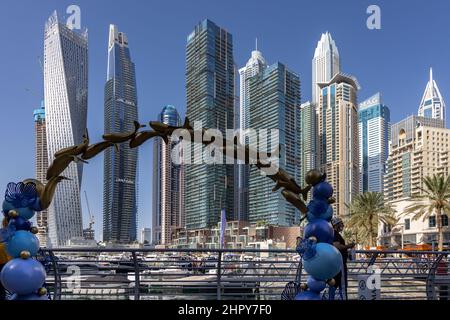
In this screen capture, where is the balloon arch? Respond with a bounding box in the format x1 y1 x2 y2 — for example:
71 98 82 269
0 118 342 300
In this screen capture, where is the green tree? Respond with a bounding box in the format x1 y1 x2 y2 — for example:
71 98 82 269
404 174 450 251
346 192 397 247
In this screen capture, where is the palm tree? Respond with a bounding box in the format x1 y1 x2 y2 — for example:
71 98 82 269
404 174 450 251
346 192 397 247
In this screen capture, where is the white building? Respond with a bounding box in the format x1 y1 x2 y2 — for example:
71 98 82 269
381 117 450 248
418 68 446 122
312 32 340 105
141 228 151 244
236 44 267 222
317 73 360 217
44 11 88 246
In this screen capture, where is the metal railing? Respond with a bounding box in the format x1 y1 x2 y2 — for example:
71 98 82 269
36 248 450 300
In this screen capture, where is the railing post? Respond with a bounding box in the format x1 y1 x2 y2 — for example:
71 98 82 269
48 250 61 300
131 251 140 300
426 253 445 300
217 251 222 300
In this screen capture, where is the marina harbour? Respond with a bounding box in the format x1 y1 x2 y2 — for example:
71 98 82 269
35 248 450 300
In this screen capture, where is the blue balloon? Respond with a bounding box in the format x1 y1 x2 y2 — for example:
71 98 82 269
1 258 46 295
6 230 40 258
307 199 329 216
304 220 334 244
294 290 321 300
11 216 32 231
16 207 35 220
313 182 333 200
307 275 327 292
2 200 15 214
303 243 342 281
307 205 333 222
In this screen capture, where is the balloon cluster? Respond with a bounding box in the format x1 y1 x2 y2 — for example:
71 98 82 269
0 182 48 300
295 170 342 300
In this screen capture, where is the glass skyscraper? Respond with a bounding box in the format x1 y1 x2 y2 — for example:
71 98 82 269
44 11 87 246
248 62 301 226
299 101 317 192
358 93 390 193
152 105 184 245
34 101 49 246
103 25 138 243
185 19 235 230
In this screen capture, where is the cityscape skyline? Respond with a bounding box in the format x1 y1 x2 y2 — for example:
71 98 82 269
1 0 450 240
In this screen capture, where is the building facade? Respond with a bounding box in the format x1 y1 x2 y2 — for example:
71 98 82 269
152 105 184 245
248 62 301 226
236 47 267 222
317 73 360 217
34 102 49 246
299 101 317 189
103 25 139 243
184 19 235 230
418 68 446 122
44 11 87 246
312 32 340 105
381 116 449 247
141 228 151 244
384 116 445 202
358 93 390 193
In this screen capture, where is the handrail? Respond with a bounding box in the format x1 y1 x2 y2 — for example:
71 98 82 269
40 247 450 255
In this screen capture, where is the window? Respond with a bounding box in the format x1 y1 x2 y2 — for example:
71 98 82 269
429 216 436 228
442 215 449 227
405 219 410 230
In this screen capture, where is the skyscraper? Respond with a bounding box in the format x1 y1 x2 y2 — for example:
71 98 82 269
384 115 445 202
317 73 360 217
248 62 301 226
418 68 446 122
184 19 235 230
299 101 317 190
358 93 390 193
236 45 267 222
103 24 139 243
34 101 48 246
380 116 448 247
152 105 184 245
312 32 340 105
44 11 87 246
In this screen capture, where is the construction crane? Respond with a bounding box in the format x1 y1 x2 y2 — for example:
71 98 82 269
84 190 95 231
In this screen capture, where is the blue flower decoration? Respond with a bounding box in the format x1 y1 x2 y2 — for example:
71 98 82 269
4 182 38 208
296 238 317 260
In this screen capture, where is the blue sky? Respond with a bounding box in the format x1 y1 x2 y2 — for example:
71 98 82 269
0 0 449 240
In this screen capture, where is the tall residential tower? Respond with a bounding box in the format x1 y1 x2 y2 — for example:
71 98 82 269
152 105 184 245
312 32 340 105
236 46 267 221
184 19 235 230
103 25 139 243
248 62 301 226
317 73 360 217
43 11 87 246
34 102 49 246
358 93 390 193
418 68 446 122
